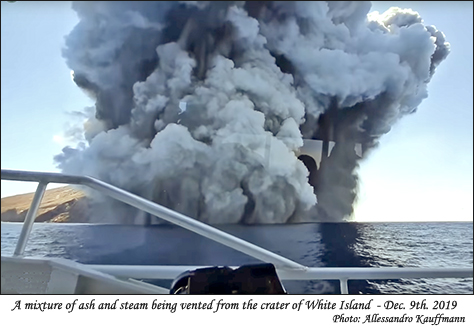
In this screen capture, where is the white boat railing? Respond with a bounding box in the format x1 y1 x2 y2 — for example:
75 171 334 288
1 169 472 294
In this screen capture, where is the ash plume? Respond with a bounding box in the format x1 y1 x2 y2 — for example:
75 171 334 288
55 1 449 223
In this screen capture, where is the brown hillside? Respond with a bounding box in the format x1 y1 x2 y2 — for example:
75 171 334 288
1 186 90 223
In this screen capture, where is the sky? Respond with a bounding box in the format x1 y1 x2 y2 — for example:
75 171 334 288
1 1 472 222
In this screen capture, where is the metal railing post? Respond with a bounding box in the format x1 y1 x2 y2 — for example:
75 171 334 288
339 278 349 294
13 181 48 257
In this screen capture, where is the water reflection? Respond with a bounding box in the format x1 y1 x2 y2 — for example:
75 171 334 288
2 221 471 294
353 222 473 294
319 222 380 294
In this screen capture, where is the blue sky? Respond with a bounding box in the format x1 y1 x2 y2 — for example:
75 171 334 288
1 1 472 222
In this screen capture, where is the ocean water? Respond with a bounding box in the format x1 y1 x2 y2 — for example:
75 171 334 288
1 221 472 294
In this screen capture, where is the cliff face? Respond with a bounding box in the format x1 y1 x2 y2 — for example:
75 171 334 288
1 186 90 223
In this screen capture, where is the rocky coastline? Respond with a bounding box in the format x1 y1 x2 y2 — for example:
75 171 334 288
1 186 90 223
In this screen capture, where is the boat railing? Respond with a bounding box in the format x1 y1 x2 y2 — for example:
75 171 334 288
1 169 472 294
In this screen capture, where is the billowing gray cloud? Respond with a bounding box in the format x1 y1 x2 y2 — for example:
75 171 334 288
56 1 449 223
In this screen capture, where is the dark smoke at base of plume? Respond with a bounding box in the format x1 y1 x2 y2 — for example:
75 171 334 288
55 1 449 224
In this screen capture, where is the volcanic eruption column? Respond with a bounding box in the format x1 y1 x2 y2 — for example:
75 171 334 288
55 1 449 224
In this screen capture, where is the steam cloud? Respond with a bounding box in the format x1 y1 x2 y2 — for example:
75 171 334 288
55 1 449 224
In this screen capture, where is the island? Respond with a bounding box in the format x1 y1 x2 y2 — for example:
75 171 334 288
1 186 90 223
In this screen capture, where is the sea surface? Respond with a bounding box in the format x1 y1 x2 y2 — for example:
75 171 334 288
1 221 472 294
